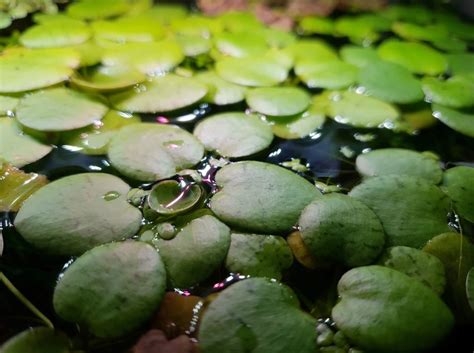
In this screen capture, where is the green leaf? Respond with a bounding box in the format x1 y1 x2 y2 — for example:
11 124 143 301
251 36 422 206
0 95 20 115
67 0 131 20
109 74 207 113
296 60 358 90
194 112 273 158
355 148 443 184
432 104 474 138
246 87 310 117
225 232 293 280
199 278 317 353
349 175 451 248
195 71 246 105
447 53 474 76
299 193 385 267
0 119 52 168
156 215 230 288
210 161 321 233
332 266 454 353
14 173 142 255
0 327 70 353
16 87 108 131
422 76 474 109
92 16 165 43
214 31 268 58
392 22 449 43
298 16 334 35
340 45 379 68
176 34 211 57
20 22 91 48
442 166 474 223
108 123 204 181
53 241 166 338
284 39 338 63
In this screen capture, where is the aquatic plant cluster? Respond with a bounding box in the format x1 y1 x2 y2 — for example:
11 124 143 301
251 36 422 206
0 0 473 352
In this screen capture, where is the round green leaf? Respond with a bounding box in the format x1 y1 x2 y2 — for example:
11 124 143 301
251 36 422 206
295 60 358 90
199 278 317 353
299 193 385 267
53 241 166 338
422 76 474 109
16 88 107 132
0 327 70 353
246 87 310 117
195 71 246 106
284 39 337 63
378 246 446 295
358 60 423 104
442 166 474 223
92 16 164 43
148 180 202 215
210 161 321 234
340 45 379 68
467 268 474 311
20 22 91 48
349 175 451 248
214 31 268 58
67 0 131 20
225 232 293 280
0 119 52 167
432 104 474 138
108 123 204 181
156 215 230 288
194 112 273 158
332 266 454 353
216 56 289 87
382 5 432 24
298 16 334 35
326 91 399 128
71 65 146 92
356 148 443 184
109 74 207 113
392 22 448 43
176 34 211 57
0 95 19 115
377 40 447 75
448 53 474 76
14 173 142 255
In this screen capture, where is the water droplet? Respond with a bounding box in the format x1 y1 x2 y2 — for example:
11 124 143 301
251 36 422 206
103 191 120 201
163 140 184 149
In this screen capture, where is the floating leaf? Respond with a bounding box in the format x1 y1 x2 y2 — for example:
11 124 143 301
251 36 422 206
355 148 443 184
171 15 222 37
199 278 317 353
299 193 385 267
378 246 446 295
225 233 293 280
108 123 204 181
176 34 211 57
16 87 108 132
210 161 321 233
334 16 380 45
326 91 399 128
332 266 454 353
156 215 230 288
422 76 474 109
447 53 474 76
295 60 358 89
148 180 202 215
15 173 142 255
298 16 334 35
214 31 268 57
143 5 188 24
350 175 451 248
382 5 432 24
110 74 207 113
0 95 19 115
20 22 91 48
0 327 70 353
194 112 273 158
432 104 474 138
71 65 146 92
358 60 423 104
195 71 246 105
442 166 474 223
0 119 52 167
67 0 132 20
340 45 379 68
378 39 447 75
216 56 289 87
53 241 166 338
92 16 164 43
246 87 310 117
392 22 448 43
284 39 338 63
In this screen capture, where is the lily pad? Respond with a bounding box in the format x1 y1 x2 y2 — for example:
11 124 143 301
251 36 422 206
432 104 474 138
199 278 317 353
195 71 246 106
378 40 447 75
20 22 91 48
193 112 273 158
16 87 107 132
299 193 385 267
148 180 202 215
442 166 474 223
71 65 146 92
210 161 321 233
0 327 70 353
392 22 448 43
14 173 142 255
225 232 293 280
108 123 204 181
214 31 268 57
355 148 443 184
67 0 131 20
334 16 380 45
295 60 358 90
378 246 446 295
447 53 474 76
109 74 207 113
0 95 19 115
176 34 211 57
284 39 337 63
246 87 310 117
155 215 230 288
53 241 166 338
332 266 454 353
298 16 334 35
216 56 288 87
340 45 379 68
358 60 424 104
92 16 164 43
422 76 474 109
349 175 451 248
326 91 399 128
467 268 474 311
